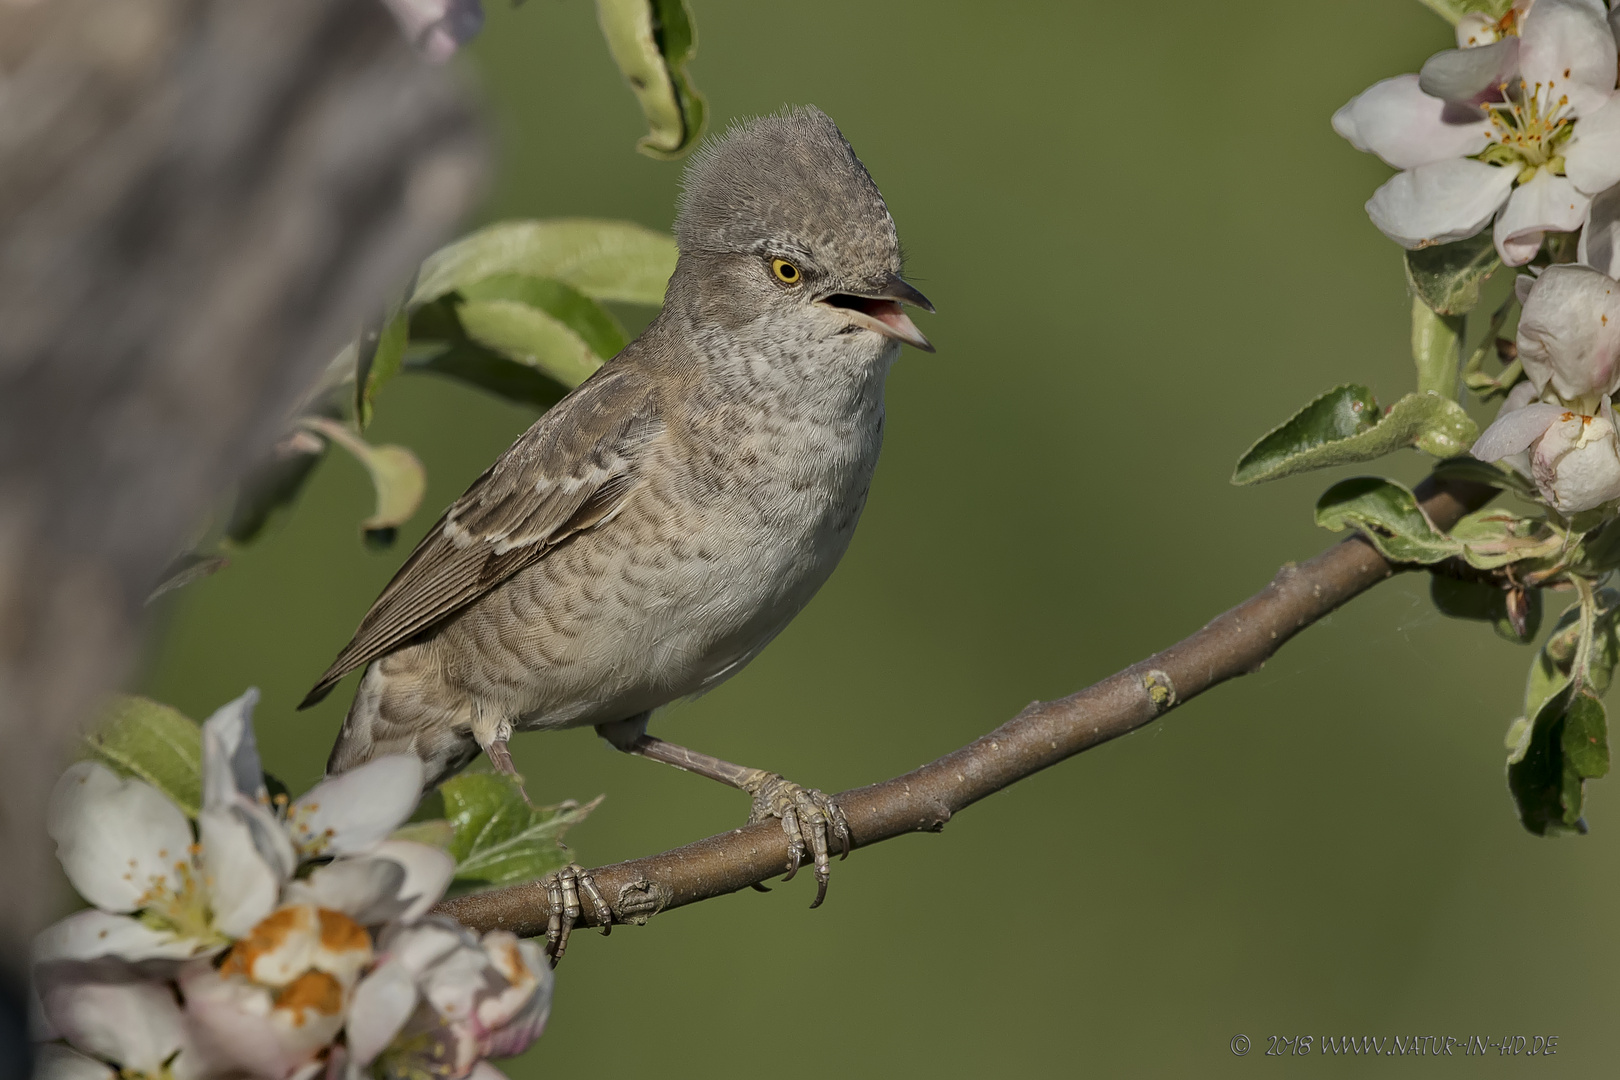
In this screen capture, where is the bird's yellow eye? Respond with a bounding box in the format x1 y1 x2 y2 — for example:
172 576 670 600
770 258 802 285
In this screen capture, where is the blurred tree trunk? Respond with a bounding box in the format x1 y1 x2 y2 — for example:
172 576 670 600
0 0 485 1068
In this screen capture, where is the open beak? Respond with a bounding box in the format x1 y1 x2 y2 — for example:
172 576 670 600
819 272 936 352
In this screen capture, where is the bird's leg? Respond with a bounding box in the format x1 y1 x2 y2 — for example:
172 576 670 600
540 863 613 965
481 737 537 808
596 719 851 907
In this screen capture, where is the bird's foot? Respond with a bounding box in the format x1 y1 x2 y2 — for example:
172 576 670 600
741 774 851 908
542 863 612 966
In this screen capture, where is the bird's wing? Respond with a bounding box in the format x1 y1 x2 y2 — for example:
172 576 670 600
299 367 662 707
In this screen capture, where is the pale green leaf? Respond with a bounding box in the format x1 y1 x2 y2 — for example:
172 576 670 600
1235 388 1477 486
1314 476 1462 563
594 0 706 159
300 417 426 547
412 220 678 309
80 697 203 818
357 310 409 430
441 773 601 891
460 274 629 360
458 300 603 391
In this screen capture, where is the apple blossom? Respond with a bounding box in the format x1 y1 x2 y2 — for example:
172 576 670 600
33 959 210 1080
346 917 552 1080
1335 0 1620 265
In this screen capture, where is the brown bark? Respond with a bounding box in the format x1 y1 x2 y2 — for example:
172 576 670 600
438 475 1496 938
0 0 485 1016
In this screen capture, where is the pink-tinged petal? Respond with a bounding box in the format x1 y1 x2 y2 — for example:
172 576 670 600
1531 411 1620 509
1567 95 1620 195
1520 0 1618 115
1517 263 1620 396
33 1044 116 1080
289 756 422 858
1420 39 1520 104
47 763 195 914
37 959 188 1075
1365 158 1516 249
199 808 284 938
1332 75 1492 168
374 841 456 922
474 935 551 1059
34 910 201 964
1579 182 1620 275
282 857 407 926
416 939 493 1023
179 960 343 1080
378 917 475 978
346 959 418 1066
1473 402 1566 459
201 689 266 809
380 0 485 62
1493 168 1592 265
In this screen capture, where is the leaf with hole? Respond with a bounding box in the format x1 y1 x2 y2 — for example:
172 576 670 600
593 0 706 159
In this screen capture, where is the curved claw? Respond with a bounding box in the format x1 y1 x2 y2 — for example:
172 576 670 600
542 864 612 965
746 775 847 905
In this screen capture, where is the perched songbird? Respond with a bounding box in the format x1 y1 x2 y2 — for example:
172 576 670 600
301 106 933 954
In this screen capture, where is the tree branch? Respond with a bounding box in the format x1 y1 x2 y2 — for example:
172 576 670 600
437 474 1496 938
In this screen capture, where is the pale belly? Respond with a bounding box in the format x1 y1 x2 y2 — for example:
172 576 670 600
433 429 878 733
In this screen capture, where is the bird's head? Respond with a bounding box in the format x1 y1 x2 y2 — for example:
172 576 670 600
670 106 933 356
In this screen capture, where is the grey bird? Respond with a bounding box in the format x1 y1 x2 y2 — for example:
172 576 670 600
300 106 933 954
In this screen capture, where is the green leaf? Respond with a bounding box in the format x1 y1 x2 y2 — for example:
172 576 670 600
1410 299 1465 397
1429 574 1541 642
1314 476 1462 563
1507 687 1608 836
1405 231 1501 316
457 300 604 391
407 342 573 412
412 220 678 310
460 274 629 360
80 697 203 818
440 772 601 891
1450 509 1565 571
148 551 230 603
357 310 409 430
300 418 426 547
594 0 706 159
1233 387 1476 485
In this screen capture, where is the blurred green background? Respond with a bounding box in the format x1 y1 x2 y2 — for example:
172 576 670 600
140 0 1618 1075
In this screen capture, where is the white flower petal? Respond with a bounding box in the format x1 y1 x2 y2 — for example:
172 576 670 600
1518 263 1620 396
474 934 551 1058
33 910 200 964
1579 182 1620 275
289 756 423 858
199 807 284 938
1420 38 1521 103
1473 402 1567 459
346 959 418 1066
1532 411 1620 510
1568 95 1620 196
378 916 475 979
1520 0 1618 116
282 857 407 925
201 689 266 810
1493 168 1592 265
37 960 188 1074
33 1044 116 1080
1332 75 1492 169
1365 158 1517 249
374 840 456 922
178 960 340 1080
47 763 195 914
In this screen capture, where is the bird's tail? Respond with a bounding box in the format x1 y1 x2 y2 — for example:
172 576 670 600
327 662 482 789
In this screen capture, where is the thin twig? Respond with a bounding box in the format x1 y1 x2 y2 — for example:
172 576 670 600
437 474 1497 938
